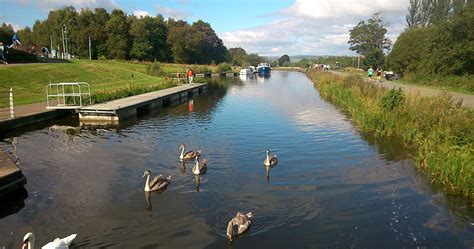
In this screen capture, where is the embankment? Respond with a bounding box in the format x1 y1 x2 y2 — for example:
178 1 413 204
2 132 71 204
307 70 474 199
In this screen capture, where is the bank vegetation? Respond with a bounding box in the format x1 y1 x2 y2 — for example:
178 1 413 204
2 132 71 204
308 70 473 199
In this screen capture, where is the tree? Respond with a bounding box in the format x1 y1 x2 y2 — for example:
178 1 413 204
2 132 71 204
277 54 290 66
105 9 130 59
389 0 473 76
245 53 263 66
0 23 15 44
406 0 423 28
348 12 391 67
228 47 247 65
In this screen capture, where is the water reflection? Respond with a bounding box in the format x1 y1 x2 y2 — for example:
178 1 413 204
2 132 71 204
179 161 186 174
194 174 201 192
0 71 473 249
264 166 272 184
0 187 27 219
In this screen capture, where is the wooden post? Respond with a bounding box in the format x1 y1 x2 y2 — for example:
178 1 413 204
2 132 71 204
9 87 14 118
89 36 92 60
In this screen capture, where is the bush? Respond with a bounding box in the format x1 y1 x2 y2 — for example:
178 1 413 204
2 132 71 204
217 62 232 72
90 82 175 104
380 88 404 111
7 48 37 63
146 62 166 76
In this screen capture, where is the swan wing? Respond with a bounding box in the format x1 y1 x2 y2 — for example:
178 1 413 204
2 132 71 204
41 234 76 249
184 150 200 159
199 162 207 173
149 175 170 190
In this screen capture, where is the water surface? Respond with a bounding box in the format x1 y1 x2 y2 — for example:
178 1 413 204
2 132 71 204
1 72 473 248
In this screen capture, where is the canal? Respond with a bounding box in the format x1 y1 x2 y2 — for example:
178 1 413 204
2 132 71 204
1 71 473 248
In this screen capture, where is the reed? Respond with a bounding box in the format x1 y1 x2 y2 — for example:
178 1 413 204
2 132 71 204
308 70 474 198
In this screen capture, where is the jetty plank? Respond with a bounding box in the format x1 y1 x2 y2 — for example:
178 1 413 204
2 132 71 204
78 83 206 123
0 148 26 197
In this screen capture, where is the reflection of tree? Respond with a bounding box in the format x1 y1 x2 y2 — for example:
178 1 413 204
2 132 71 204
357 130 414 162
164 79 232 121
0 187 27 219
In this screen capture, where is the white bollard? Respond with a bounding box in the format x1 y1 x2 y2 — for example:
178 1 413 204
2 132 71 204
9 87 14 118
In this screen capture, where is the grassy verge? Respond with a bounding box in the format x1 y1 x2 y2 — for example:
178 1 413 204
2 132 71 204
340 67 474 94
307 69 474 199
0 60 228 107
273 67 305 72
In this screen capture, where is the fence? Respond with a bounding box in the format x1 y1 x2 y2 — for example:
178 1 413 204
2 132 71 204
46 82 91 109
0 87 14 120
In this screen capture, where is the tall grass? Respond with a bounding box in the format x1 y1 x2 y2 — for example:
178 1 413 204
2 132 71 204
308 70 474 198
90 81 176 104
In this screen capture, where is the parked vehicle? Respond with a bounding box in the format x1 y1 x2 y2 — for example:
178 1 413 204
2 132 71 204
384 71 401 81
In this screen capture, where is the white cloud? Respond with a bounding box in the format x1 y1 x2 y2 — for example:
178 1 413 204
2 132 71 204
5 22 22 31
220 0 410 56
133 10 152 18
156 4 189 20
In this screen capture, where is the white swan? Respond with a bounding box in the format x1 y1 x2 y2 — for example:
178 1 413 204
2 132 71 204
142 170 172 192
192 155 207 175
264 149 278 166
22 232 77 249
179 144 201 161
226 212 253 241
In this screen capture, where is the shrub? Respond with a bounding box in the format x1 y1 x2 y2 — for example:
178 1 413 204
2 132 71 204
146 62 166 76
7 48 37 63
217 62 232 72
380 88 404 111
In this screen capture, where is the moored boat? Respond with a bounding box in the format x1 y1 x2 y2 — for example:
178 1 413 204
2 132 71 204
257 63 271 75
239 68 252 75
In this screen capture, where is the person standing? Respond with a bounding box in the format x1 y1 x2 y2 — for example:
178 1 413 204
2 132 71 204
367 66 374 81
9 33 21 48
0 42 8 64
376 67 383 82
187 68 194 85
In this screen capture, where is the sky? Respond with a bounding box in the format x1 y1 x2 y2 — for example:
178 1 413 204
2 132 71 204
0 0 410 56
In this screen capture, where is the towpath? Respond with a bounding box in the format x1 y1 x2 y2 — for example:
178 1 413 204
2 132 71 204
329 71 474 109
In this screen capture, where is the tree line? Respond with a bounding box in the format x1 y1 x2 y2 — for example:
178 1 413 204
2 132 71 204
388 0 473 76
348 0 472 77
0 6 266 65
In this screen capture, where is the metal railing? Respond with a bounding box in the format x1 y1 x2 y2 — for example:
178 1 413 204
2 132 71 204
46 82 91 109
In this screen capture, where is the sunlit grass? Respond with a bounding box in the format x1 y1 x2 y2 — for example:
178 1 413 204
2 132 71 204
0 60 227 107
308 70 474 198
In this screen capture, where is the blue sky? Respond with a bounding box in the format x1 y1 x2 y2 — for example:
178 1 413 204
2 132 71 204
0 0 409 56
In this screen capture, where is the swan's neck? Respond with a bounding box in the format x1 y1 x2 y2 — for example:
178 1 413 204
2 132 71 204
180 146 185 158
266 151 270 161
25 238 34 249
144 174 151 191
193 161 200 174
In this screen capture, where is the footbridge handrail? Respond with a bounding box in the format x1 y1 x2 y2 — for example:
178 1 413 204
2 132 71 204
46 82 91 109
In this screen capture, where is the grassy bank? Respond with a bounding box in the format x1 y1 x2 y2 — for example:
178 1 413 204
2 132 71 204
340 67 474 94
0 60 229 107
308 70 474 199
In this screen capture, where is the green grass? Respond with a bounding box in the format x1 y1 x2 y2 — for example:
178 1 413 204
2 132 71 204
0 60 226 107
340 67 474 94
308 70 474 200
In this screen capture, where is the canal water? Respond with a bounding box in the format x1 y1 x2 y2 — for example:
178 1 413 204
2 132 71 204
1 71 473 248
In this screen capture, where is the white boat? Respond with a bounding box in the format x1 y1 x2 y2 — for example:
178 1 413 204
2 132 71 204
239 68 252 75
248 66 257 74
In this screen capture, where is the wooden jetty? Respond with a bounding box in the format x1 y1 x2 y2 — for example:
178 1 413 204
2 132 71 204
0 147 26 197
78 83 207 124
